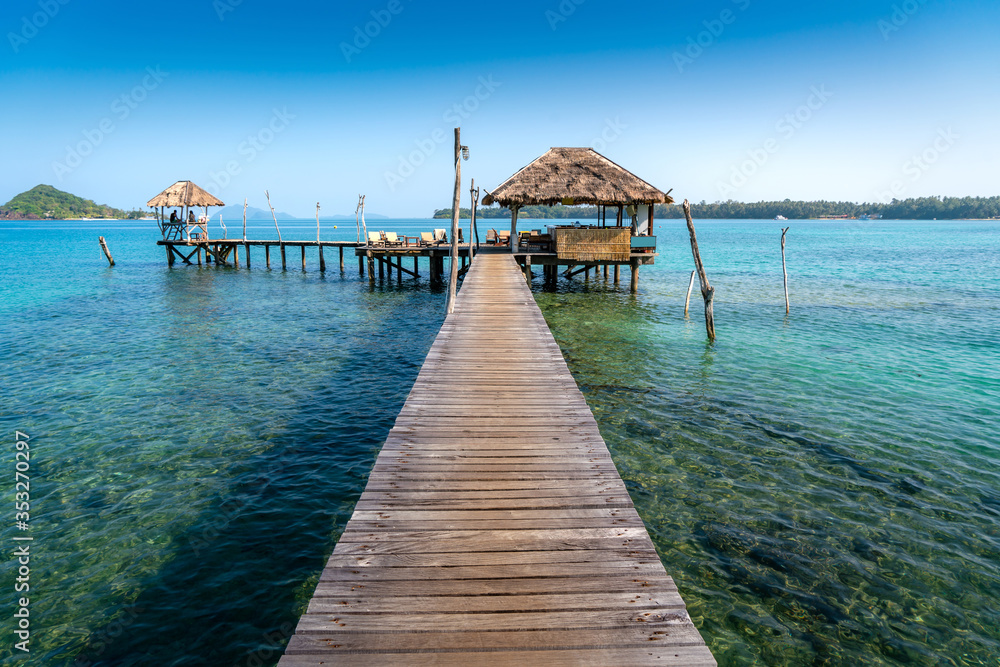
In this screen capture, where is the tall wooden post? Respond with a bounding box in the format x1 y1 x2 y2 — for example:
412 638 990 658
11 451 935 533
233 243 239 268
98 236 114 266
265 190 282 243
245 242 251 268
629 259 638 293
340 246 345 272
281 244 287 271
265 245 271 269
648 203 655 235
470 179 480 259
683 200 715 339
166 245 174 266
301 245 306 271
781 226 790 314
446 128 462 315
242 198 248 242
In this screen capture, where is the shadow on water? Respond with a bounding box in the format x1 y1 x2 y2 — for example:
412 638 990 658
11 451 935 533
58 278 446 666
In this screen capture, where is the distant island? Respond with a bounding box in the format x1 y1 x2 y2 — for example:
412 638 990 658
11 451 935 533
434 196 1000 221
0 185 145 220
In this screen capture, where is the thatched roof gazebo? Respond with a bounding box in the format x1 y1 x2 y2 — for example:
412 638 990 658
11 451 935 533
148 180 224 241
483 147 672 209
482 147 672 253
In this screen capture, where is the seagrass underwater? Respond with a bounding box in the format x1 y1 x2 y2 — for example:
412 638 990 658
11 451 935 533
1 218 998 665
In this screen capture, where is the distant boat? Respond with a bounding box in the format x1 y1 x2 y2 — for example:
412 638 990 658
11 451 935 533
775 215 787 221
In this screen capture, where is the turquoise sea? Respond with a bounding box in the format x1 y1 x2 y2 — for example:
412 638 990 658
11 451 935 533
1 218 998 666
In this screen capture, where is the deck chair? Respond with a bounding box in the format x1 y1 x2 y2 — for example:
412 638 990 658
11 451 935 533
420 232 435 246
433 229 447 243
384 231 403 246
486 229 498 244
458 228 465 243
367 231 383 246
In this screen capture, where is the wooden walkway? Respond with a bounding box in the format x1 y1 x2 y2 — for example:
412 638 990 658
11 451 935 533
279 252 715 666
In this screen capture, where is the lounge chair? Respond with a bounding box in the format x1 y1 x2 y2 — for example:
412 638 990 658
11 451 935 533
458 228 465 243
384 231 403 246
367 231 383 246
486 229 498 245
420 232 435 246
433 229 448 243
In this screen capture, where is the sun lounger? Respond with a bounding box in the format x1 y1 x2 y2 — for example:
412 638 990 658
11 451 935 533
434 229 447 243
367 231 383 246
486 229 498 245
384 231 403 246
420 232 435 246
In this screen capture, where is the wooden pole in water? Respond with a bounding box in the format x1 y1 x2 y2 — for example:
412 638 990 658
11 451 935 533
683 200 715 339
446 127 462 315
265 190 282 243
242 198 248 242
265 245 271 269
317 202 325 272
98 236 114 266
245 242 251 268
684 270 696 316
781 226 790 314
301 245 306 271
339 246 344 272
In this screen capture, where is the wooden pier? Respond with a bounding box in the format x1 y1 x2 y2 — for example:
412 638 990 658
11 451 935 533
279 251 715 666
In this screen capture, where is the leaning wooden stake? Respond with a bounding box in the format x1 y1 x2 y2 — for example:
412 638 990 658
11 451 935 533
683 200 715 339
242 198 248 241
98 236 114 266
781 226 790 314
265 190 282 243
446 128 463 315
684 270 696 316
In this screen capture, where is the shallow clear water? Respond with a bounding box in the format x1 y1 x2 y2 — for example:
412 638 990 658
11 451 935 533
1 218 997 666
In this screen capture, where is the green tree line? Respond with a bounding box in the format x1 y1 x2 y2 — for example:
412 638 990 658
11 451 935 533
434 196 1000 221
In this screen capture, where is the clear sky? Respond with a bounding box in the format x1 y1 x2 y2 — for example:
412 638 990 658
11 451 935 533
1 0 998 217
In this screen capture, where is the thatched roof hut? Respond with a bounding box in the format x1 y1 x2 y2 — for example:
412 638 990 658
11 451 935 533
482 147 672 208
147 181 224 208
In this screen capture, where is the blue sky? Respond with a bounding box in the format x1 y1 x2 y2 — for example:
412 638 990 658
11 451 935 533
1 0 998 217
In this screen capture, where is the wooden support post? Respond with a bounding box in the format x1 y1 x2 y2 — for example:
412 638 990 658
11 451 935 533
340 246 344 272
197 247 202 266
265 245 271 269
358 255 364 276
245 243 251 269
301 245 306 271
378 254 385 281
319 246 326 272
781 227 790 314
510 206 519 253
166 245 174 266
584 265 590 280
414 256 419 276
280 244 287 271
524 254 532 284
614 264 620 284
397 256 402 281
234 243 239 268
98 236 114 266
683 200 716 339
447 127 462 315
367 251 375 284
684 270 696 316
630 259 639 293
603 264 609 281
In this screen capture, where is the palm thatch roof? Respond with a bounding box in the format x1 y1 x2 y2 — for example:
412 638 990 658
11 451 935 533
482 147 672 208
147 181 224 208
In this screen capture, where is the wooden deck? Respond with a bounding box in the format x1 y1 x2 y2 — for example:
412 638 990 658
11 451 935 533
279 252 715 666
